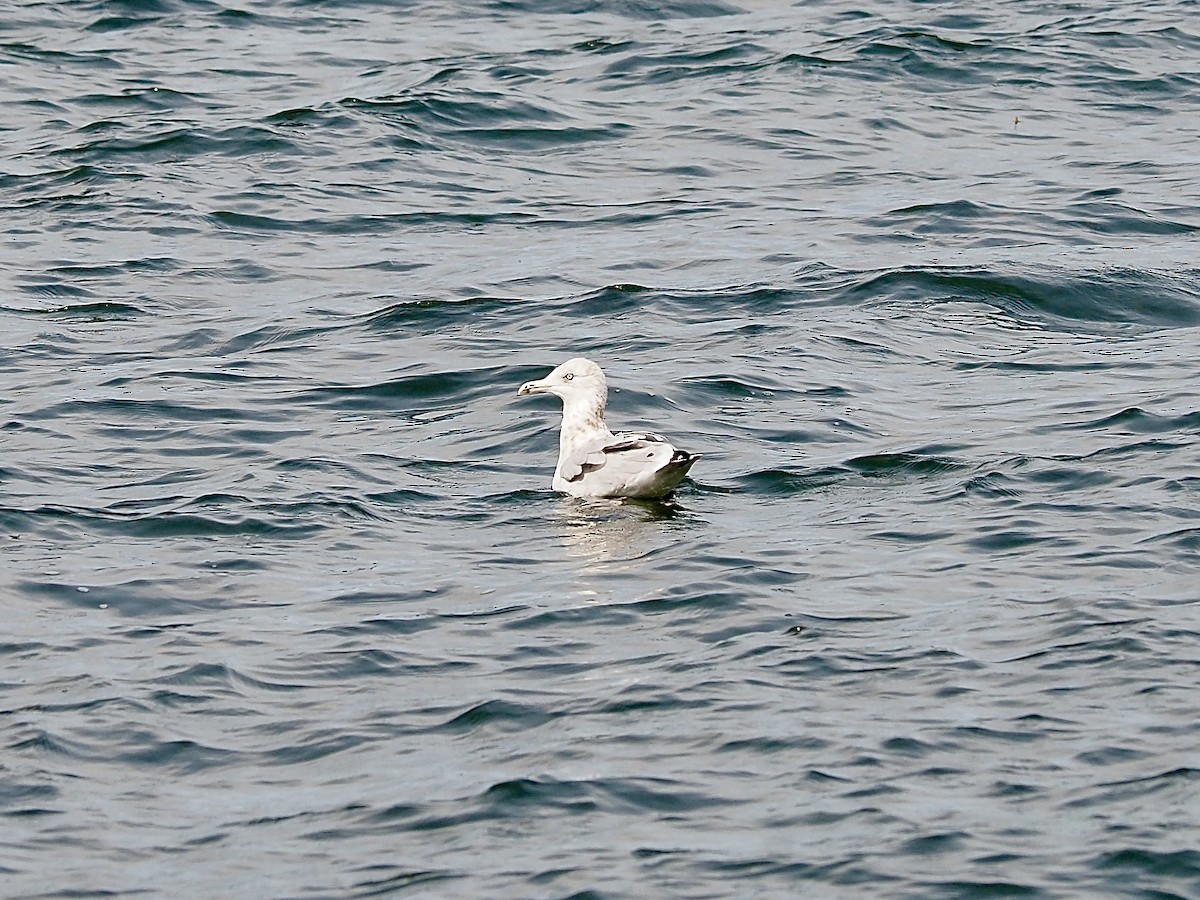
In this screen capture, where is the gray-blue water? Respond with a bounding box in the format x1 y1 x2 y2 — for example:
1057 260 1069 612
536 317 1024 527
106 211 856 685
3 1 1199 897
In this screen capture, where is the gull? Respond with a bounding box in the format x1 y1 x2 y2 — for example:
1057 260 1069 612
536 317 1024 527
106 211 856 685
517 358 699 499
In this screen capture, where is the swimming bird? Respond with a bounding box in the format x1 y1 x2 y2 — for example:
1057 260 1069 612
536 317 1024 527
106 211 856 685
517 358 699 499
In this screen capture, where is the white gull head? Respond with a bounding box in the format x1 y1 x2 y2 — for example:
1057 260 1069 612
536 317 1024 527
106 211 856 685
518 357 607 414
518 358 699 500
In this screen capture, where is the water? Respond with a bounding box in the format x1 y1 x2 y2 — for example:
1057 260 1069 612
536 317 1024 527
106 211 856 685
3 0 1199 897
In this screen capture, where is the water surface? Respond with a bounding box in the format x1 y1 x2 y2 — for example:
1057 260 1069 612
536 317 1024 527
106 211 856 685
2 1 1199 897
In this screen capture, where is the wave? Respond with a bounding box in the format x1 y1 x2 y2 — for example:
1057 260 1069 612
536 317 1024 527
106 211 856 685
847 266 1200 330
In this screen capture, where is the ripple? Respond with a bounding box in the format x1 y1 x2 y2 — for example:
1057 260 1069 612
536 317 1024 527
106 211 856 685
4 2 1200 898
850 267 1200 330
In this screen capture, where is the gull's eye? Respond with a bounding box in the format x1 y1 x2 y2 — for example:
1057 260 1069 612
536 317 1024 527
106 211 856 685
563 373 574 381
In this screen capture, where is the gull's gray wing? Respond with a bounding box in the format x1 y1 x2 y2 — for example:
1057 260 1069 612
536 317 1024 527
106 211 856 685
558 441 613 482
560 433 666 483
560 432 696 498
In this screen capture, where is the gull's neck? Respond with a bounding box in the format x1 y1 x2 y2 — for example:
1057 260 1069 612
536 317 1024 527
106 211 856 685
559 391 612 449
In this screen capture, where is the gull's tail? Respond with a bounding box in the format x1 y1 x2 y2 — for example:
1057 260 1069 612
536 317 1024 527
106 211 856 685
666 449 700 476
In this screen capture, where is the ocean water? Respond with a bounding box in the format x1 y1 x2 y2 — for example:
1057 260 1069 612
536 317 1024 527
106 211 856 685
3 0 1199 897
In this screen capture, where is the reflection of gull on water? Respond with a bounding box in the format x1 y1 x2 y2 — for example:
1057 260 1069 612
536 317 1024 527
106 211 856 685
557 497 686 571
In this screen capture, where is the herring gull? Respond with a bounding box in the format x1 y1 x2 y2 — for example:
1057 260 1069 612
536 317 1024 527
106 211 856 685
517 358 699 499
